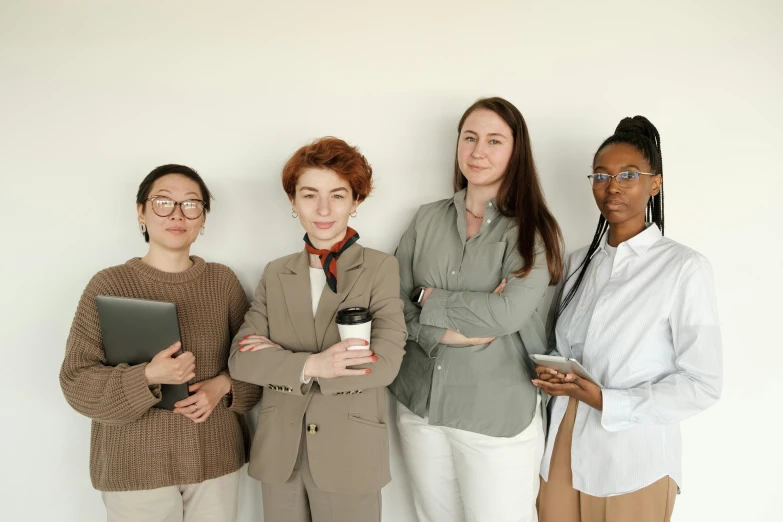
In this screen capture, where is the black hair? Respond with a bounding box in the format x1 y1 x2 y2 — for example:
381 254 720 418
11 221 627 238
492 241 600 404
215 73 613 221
136 164 212 243
555 116 664 320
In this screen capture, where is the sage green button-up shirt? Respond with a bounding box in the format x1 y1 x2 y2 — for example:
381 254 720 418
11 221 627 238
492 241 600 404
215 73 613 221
389 189 554 437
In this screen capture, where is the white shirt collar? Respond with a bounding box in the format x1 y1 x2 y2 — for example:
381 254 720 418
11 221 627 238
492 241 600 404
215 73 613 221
591 223 662 259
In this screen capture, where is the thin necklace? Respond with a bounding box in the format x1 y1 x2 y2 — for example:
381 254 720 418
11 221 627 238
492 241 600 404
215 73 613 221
466 208 484 220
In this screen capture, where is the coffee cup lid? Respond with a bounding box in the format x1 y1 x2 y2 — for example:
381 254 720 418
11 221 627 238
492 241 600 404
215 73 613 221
336 307 372 325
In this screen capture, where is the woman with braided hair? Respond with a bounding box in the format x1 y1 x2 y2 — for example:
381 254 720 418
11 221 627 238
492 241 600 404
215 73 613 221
533 116 722 522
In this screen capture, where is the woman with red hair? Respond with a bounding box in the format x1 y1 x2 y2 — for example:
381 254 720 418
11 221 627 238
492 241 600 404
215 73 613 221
228 137 407 522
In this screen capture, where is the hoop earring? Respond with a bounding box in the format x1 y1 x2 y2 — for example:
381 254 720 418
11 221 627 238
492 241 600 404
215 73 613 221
200 226 205 236
139 223 147 235
292 210 298 218
350 211 357 218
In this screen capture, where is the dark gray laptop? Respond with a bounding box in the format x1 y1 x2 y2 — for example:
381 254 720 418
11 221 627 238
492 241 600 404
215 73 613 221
95 296 189 410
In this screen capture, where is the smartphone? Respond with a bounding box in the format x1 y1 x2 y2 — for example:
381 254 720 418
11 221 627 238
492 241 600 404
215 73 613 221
529 354 603 388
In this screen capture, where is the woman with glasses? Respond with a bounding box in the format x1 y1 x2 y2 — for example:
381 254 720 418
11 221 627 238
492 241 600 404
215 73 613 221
533 116 722 522
60 164 261 522
389 97 564 522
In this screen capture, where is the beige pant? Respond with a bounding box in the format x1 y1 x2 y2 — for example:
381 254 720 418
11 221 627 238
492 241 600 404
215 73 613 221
101 470 240 522
261 431 381 522
538 398 677 522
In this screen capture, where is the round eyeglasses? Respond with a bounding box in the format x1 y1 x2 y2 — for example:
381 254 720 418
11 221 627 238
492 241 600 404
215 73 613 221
146 196 206 219
587 171 659 189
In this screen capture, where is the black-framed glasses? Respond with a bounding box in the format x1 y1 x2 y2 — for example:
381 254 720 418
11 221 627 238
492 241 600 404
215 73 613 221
146 196 206 219
587 171 659 189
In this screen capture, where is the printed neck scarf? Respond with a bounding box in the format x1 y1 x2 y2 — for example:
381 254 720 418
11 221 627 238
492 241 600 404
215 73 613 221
304 227 360 293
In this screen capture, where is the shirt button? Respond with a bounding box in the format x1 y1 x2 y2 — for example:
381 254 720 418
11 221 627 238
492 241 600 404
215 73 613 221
437 365 442 370
451 271 456 275
487 219 492 224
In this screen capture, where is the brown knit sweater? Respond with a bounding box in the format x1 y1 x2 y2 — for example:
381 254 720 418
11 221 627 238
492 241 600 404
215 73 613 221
60 257 262 492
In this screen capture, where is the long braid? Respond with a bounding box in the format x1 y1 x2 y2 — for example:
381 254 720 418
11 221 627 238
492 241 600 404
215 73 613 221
553 115 665 328
555 216 608 318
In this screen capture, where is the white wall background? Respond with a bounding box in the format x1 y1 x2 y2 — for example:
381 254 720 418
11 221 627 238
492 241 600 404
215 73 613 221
1 1 781 520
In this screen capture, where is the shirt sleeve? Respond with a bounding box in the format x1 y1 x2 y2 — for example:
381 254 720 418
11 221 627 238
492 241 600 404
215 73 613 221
394 211 447 356
601 256 723 431
59 273 162 424
419 237 551 339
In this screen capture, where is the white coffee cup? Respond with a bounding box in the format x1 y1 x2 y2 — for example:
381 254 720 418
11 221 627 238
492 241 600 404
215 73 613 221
336 307 372 350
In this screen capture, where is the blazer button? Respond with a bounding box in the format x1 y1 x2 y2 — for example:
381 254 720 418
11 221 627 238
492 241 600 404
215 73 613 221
307 424 319 434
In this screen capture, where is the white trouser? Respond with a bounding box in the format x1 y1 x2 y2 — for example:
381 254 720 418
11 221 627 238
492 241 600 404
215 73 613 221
396 397 544 522
101 470 240 522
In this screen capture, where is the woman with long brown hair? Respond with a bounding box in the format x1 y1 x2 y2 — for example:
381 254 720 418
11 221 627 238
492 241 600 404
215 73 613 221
389 97 564 522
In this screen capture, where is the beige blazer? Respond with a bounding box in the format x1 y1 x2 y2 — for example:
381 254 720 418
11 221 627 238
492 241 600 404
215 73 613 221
228 243 407 495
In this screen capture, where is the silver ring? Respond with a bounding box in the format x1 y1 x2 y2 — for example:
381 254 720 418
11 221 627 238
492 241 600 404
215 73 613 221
193 404 199 411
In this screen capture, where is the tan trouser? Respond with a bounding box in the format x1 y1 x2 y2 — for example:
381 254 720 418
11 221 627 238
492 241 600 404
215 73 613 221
101 470 240 522
261 430 381 522
538 398 677 522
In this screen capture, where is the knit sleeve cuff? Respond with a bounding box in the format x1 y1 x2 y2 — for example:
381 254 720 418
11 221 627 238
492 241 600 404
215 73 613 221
222 376 263 413
121 363 162 416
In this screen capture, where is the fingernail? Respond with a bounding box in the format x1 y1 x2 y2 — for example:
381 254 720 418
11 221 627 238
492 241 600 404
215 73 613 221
365 369 372 374
371 356 378 362
364 340 369 346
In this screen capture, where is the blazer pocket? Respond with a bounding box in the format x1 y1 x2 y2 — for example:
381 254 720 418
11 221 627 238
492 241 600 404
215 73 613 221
258 404 275 415
348 413 386 428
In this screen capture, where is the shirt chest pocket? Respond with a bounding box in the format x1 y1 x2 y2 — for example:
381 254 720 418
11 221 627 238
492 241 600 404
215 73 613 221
466 242 507 292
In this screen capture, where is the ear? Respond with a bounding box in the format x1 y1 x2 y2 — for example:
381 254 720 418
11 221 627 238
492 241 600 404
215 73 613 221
649 174 662 196
136 203 145 223
351 198 361 214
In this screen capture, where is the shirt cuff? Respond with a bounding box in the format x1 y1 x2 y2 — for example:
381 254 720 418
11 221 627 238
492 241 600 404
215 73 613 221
600 388 634 432
419 288 451 329
415 323 446 356
300 365 312 384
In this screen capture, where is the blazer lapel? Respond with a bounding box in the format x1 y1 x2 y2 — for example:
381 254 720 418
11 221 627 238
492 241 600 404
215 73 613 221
314 243 364 350
279 250 318 351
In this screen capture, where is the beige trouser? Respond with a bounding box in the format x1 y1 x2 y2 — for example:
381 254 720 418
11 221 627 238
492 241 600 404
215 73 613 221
101 470 240 522
261 426 381 522
538 398 677 522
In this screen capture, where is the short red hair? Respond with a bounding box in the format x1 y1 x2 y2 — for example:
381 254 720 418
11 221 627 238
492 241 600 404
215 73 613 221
282 137 374 202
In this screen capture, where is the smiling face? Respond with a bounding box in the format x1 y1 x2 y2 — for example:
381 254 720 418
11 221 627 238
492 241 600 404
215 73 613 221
591 142 662 228
457 109 514 192
291 168 359 250
136 174 205 253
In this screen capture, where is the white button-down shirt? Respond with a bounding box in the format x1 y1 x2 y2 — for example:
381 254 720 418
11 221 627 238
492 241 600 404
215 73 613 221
540 224 722 497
